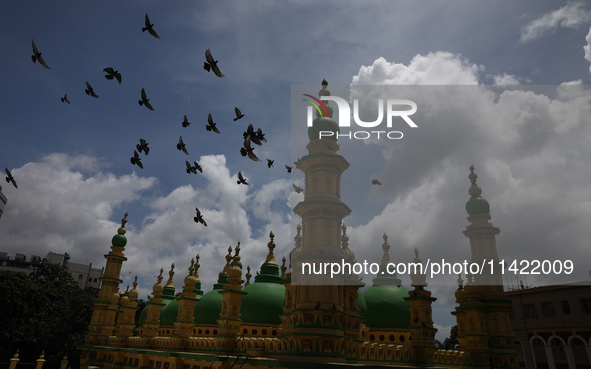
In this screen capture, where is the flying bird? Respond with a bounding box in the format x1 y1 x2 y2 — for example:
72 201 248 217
5 168 17 189
240 135 260 162
142 13 160 39
130 150 143 169
194 207 207 226
186 161 197 174
103 67 122 83
138 88 154 110
193 161 203 173
285 165 292 173
31 39 50 69
256 128 267 143
85 82 98 98
237 172 248 185
267 159 274 168
136 139 150 155
243 124 262 146
182 115 190 127
203 49 224 77
372 179 382 185
206 113 220 134
177 136 189 155
233 107 244 121
60 94 70 104
292 183 304 194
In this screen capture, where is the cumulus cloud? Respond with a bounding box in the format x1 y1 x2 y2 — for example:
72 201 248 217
584 26 591 74
521 2 591 43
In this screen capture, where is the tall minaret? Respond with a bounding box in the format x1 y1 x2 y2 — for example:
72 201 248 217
86 213 129 345
284 80 358 362
454 165 519 369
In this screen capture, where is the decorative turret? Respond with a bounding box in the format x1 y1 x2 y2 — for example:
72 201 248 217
174 258 200 341
194 249 231 326
141 269 165 337
86 212 129 345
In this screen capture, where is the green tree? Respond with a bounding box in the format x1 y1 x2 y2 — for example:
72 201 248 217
0 261 98 369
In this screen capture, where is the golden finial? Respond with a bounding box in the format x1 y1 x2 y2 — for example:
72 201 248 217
281 256 287 278
341 223 349 249
245 265 252 286
157 268 164 284
457 274 464 288
125 285 129 294
381 233 391 265
322 78 328 87
468 164 482 197
234 241 241 260
264 231 277 264
294 224 302 248
225 246 233 268
118 212 128 235
188 258 195 275
165 263 175 287
194 254 201 279
132 275 138 290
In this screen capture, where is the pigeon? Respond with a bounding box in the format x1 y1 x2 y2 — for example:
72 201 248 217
85 82 98 98
237 171 248 185
130 150 143 169
186 161 197 174
203 49 224 77
103 67 122 84
285 165 292 173
233 107 244 121
240 135 260 162
194 207 207 226
267 159 274 168
136 139 150 155
60 94 70 104
142 13 160 39
292 183 304 194
256 128 267 143
332 303 337 311
5 168 17 189
243 124 262 146
177 136 189 155
138 88 154 110
314 302 321 309
182 115 190 127
372 179 382 185
193 161 203 173
31 40 50 69
206 113 220 133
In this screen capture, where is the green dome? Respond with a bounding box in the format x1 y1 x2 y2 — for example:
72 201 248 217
240 281 285 325
358 289 367 318
193 287 224 325
111 234 127 247
363 285 410 329
160 298 179 326
465 195 490 215
137 286 175 326
308 117 339 141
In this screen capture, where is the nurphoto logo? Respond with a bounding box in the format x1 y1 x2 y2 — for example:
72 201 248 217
303 94 418 140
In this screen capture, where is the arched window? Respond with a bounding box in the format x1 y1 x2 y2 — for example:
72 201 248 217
570 337 591 369
550 337 568 369
531 337 548 369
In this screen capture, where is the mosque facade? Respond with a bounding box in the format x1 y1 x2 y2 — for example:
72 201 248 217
79 81 519 369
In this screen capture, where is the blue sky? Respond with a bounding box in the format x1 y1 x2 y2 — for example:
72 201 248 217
2 1 591 339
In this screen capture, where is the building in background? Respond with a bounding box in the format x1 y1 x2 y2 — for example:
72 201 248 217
0 250 103 289
507 280 591 369
0 184 7 220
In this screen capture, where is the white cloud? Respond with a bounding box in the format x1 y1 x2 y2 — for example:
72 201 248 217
521 2 591 43
492 73 522 85
584 26 591 74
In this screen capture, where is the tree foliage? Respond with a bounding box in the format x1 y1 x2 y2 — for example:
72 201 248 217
435 325 459 350
0 261 98 369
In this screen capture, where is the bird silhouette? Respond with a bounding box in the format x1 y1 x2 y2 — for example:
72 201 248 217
203 49 224 77
372 179 382 185
267 159 274 168
240 135 261 162
182 115 190 127
60 94 70 104
193 161 203 173
186 161 197 174
138 88 154 110
332 303 337 311
177 136 189 155
142 14 160 39
31 39 50 69
237 172 248 185
130 150 143 169
194 207 207 226
285 165 292 173
233 107 244 121
85 82 98 98
136 139 150 155
292 183 304 194
5 168 18 189
103 67 122 83
243 124 262 146
314 301 321 309
206 113 220 133
256 128 267 143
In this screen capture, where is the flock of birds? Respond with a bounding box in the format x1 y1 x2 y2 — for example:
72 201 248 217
5 14 387 229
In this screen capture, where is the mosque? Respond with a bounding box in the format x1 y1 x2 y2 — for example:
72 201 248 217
80 81 520 369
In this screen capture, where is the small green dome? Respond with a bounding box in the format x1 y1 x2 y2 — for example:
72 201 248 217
112 234 127 247
137 286 176 326
160 299 179 326
465 196 490 215
363 285 410 329
193 287 224 325
358 289 367 318
240 282 285 324
308 117 339 141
